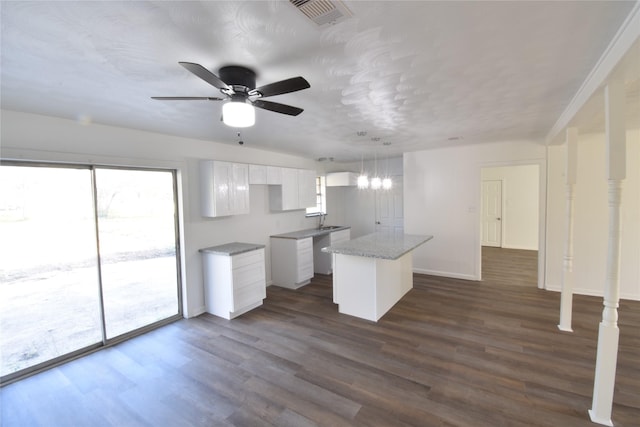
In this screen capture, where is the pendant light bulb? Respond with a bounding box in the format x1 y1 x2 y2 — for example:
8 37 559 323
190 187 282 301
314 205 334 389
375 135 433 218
371 176 382 190
357 174 369 189
358 153 369 189
382 177 393 190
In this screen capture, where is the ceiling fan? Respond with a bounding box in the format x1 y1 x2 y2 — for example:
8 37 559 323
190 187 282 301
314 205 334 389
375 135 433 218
152 62 310 127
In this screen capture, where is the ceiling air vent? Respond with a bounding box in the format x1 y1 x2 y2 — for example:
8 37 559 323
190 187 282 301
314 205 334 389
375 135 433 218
289 0 353 27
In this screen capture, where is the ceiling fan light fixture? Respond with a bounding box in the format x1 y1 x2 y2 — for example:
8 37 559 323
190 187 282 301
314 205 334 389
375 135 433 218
222 101 255 128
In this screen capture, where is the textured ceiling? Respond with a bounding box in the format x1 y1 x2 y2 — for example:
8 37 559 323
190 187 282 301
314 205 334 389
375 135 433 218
0 1 637 161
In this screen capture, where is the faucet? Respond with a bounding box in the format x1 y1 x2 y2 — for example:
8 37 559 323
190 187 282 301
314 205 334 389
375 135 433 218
318 212 326 229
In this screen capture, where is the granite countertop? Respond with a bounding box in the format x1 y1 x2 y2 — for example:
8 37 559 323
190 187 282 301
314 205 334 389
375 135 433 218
199 242 265 256
322 232 433 260
270 226 351 240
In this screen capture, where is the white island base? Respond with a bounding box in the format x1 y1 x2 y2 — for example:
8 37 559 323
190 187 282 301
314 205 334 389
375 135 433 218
333 251 413 322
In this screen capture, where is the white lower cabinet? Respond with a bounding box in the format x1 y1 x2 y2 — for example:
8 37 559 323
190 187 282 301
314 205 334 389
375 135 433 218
201 247 266 319
270 237 313 289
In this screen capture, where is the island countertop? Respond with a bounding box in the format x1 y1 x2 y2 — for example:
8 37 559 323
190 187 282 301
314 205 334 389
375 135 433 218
322 232 433 260
199 242 265 256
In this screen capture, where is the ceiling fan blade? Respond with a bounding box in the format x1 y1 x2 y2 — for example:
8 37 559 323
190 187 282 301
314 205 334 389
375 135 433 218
178 62 230 91
251 77 310 98
252 99 303 116
151 96 224 101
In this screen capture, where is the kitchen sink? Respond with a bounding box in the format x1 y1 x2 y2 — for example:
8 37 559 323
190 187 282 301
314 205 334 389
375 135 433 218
318 225 343 230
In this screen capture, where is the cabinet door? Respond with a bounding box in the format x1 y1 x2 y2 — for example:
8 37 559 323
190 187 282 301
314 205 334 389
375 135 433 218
298 169 317 209
213 161 233 217
281 168 299 210
233 163 250 215
266 166 282 185
249 164 267 184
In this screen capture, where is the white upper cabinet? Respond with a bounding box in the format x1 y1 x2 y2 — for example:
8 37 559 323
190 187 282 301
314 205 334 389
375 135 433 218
202 160 315 215
266 166 283 185
298 169 317 209
268 168 317 211
233 163 250 215
281 167 300 210
248 164 267 184
200 160 250 217
326 172 358 187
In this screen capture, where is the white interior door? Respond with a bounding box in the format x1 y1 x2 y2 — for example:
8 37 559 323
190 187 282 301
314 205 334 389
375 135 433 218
482 180 502 247
375 177 403 233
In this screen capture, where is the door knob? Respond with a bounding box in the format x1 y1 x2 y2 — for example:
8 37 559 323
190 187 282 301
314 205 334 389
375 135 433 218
497 217 501 221
376 221 381 224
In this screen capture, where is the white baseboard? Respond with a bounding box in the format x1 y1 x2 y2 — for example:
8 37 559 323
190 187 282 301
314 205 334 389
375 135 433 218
187 305 206 318
621 292 640 301
413 268 479 281
544 284 639 301
502 244 538 251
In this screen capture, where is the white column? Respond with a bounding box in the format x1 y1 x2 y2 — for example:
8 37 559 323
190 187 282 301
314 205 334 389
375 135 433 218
589 78 626 426
558 127 578 332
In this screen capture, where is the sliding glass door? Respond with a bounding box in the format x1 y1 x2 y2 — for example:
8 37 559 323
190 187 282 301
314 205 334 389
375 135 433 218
0 163 181 381
0 165 102 377
95 168 180 339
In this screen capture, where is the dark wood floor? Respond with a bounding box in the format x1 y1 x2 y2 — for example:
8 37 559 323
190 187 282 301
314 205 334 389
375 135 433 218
2 248 639 426
481 246 538 287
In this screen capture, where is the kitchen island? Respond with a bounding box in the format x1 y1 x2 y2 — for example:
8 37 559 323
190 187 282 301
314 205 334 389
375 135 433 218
322 232 433 321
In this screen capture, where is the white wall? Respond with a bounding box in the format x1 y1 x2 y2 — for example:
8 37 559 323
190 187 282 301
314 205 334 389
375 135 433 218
1 110 319 317
481 165 539 250
404 141 546 281
545 130 640 300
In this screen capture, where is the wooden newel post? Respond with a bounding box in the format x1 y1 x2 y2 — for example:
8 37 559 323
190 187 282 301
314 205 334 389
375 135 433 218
589 78 626 426
558 127 578 332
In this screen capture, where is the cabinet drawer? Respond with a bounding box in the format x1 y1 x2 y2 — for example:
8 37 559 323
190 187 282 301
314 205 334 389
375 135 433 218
298 262 313 280
234 262 266 289
233 279 265 311
232 249 265 269
297 245 313 280
296 237 312 251
298 247 313 263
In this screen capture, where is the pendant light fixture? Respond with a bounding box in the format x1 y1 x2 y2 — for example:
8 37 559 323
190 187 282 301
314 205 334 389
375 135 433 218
370 152 382 190
381 142 393 190
357 153 369 189
382 176 392 190
356 136 394 191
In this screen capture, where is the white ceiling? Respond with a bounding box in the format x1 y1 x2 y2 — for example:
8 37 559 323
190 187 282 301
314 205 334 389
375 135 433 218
1 1 637 162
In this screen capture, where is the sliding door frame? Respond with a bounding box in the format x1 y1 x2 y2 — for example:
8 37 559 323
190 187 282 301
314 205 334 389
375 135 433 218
0 160 183 386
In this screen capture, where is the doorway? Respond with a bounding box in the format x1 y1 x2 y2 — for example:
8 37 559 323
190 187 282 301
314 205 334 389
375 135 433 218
480 164 540 286
0 162 182 382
